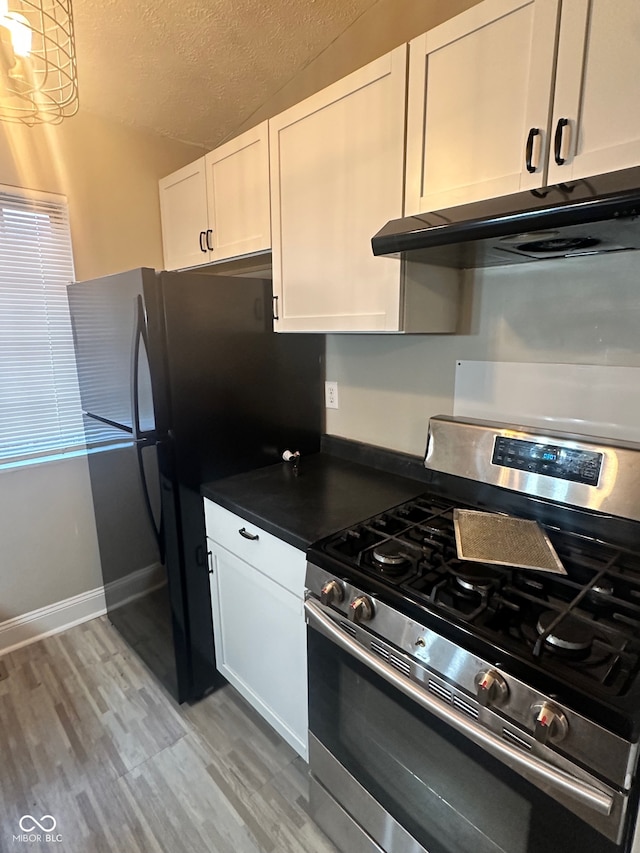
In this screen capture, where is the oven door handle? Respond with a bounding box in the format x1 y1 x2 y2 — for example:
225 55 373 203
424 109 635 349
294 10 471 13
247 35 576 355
304 599 615 818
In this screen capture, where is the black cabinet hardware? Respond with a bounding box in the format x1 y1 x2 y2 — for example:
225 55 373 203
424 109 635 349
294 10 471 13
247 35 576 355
525 127 540 173
239 527 259 541
554 118 569 165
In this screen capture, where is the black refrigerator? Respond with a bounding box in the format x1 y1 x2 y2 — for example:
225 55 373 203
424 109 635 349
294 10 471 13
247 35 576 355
67 268 324 703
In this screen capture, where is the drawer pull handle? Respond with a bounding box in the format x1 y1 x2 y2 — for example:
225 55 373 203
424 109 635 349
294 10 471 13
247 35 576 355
239 527 259 541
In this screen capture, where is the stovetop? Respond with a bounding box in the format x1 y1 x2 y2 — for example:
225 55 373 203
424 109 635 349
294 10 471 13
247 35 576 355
314 491 640 684
308 492 640 741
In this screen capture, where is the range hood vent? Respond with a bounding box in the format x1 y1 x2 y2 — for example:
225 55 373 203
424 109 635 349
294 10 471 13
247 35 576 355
372 167 640 269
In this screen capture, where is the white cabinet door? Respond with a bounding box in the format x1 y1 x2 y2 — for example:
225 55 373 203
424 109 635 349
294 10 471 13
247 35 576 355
207 534 308 760
269 45 407 332
204 121 271 262
204 500 308 760
405 0 560 214
159 157 210 270
547 0 640 184
160 124 271 271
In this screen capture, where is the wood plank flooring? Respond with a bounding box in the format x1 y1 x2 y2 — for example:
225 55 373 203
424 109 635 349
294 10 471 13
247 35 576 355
0 617 339 853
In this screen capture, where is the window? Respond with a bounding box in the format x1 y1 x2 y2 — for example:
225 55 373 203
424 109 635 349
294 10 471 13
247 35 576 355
0 186 84 467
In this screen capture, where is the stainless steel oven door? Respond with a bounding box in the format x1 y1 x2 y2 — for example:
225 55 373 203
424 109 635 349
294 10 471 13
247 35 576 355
305 599 635 853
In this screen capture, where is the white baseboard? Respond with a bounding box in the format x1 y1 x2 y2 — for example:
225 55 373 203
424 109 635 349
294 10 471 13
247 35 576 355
0 562 163 657
104 562 165 611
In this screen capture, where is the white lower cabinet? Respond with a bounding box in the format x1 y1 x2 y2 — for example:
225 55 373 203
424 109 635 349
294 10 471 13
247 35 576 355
204 500 308 759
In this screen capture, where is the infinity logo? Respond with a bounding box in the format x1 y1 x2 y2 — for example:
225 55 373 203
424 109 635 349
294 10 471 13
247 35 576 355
19 815 57 832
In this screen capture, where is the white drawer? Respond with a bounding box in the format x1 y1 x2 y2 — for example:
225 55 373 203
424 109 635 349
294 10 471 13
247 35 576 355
204 499 305 596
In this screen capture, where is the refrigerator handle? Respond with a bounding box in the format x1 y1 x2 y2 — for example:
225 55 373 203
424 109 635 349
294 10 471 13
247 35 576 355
130 294 154 442
135 439 165 563
131 294 164 561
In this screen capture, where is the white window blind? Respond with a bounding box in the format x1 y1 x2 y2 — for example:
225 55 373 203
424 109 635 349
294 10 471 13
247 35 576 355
0 187 85 466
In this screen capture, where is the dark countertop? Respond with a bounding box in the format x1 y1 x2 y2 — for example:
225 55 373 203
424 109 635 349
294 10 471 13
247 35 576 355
202 452 428 551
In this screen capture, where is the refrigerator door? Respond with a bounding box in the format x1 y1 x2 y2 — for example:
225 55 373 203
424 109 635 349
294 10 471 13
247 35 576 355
69 268 157 434
81 418 181 697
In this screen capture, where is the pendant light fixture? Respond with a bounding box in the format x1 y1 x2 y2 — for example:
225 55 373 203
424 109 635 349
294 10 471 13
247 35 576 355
0 0 78 124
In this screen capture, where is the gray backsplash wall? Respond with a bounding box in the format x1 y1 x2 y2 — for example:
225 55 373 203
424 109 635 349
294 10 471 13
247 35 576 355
325 251 640 455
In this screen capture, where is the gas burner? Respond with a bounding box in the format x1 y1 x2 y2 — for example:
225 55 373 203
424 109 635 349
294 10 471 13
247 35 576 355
537 611 595 654
515 606 628 684
422 517 451 538
371 542 411 575
448 561 503 593
589 579 615 604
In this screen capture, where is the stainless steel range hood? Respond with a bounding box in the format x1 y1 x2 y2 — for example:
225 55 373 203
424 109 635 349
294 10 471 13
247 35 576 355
371 167 640 269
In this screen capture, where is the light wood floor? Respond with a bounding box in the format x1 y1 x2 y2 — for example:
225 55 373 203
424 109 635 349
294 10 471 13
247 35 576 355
0 617 339 853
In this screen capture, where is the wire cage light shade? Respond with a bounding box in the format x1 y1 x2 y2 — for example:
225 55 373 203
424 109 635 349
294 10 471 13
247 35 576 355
0 0 78 124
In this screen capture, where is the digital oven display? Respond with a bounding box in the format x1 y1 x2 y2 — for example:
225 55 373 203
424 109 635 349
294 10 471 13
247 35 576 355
492 436 603 486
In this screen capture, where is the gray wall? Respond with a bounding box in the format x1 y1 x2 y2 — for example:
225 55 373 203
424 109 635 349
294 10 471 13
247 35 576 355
0 456 100 621
325 251 640 455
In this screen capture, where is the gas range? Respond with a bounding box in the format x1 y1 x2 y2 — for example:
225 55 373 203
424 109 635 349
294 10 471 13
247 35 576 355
305 416 640 851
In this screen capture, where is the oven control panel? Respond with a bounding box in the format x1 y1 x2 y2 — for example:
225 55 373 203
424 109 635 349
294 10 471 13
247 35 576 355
492 436 603 486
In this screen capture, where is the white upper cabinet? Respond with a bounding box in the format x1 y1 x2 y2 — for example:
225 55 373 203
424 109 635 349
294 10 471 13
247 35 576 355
405 0 560 215
406 0 640 215
159 157 210 270
547 0 640 183
270 46 417 333
204 121 271 262
159 122 271 270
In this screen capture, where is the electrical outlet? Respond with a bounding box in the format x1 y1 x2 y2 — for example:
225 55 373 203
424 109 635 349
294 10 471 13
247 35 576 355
325 381 339 409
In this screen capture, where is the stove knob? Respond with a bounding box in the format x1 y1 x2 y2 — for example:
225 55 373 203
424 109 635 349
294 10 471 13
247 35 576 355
531 701 568 745
474 669 509 708
348 595 374 623
320 579 344 606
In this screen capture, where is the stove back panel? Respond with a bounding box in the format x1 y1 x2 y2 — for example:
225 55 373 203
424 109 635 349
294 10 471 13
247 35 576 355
425 415 640 523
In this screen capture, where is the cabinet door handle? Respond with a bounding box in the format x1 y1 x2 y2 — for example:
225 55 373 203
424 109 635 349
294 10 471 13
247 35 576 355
525 127 540 173
206 229 214 251
272 295 279 321
199 231 207 253
554 118 569 166
207 550 213 574
239 527 259 541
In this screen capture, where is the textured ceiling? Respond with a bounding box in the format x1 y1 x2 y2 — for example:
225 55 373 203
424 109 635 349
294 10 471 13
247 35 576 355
73 0 380 149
